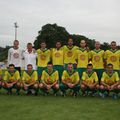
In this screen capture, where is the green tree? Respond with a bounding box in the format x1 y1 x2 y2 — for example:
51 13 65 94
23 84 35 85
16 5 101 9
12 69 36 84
34 23 70 49
34 23 92 49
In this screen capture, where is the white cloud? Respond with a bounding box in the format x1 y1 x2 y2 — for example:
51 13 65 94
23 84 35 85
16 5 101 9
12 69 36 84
0 0 120 48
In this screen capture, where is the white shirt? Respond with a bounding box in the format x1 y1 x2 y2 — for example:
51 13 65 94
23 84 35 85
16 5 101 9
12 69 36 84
23 50 37 70
8 48 23 67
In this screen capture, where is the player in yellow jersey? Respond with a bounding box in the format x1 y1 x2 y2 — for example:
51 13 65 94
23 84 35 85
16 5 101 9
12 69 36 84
90 41 105 83
60 63 80 97
62 38 79 69
99 64 120 99
104 41 120 76
51 41 64 81
37 41 51 80
2 64 21 95
22 64 39 95
0 68 2 90
39 62 59 95
77 40 91 78
81 64 99 96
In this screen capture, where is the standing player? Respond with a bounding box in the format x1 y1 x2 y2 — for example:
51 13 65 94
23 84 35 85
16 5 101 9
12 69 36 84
22 64 39 95
23 43 37 70
104 41 120 76
90 41 105 83
51 41 64 81
62 38 78 69
7 40 23 73
81 64 99 96
60 63 80 96
77 40 90 78
99 64 120 99
39 62 59 95
2 64 21 94
37 41 51 80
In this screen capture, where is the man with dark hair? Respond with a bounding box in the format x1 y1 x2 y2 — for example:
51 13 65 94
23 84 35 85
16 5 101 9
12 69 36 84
104 41 120 76
22 64 39 95
99 63 120 99
60 63 80 97
62 38 79 69
77 40 91 78
81 64 99 96
39 61 59 96
51 41 64 81
2 64 21 94
37 41 51 80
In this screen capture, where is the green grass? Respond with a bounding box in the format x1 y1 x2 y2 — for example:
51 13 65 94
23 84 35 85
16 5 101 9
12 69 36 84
0 91 120 120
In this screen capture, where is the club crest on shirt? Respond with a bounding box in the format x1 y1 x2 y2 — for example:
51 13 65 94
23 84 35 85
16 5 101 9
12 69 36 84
110 56 117 62
94 56 100 62
67 51 73 57
13 53 19 58
55 52 61 57
40 54 46 60
80 54 86 60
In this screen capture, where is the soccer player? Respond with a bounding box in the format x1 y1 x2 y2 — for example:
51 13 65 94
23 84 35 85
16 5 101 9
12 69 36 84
77 40 90 78
51 41 64 81
23 43 37 70
2 64 21 94
0 68 2 90
39 62 59 95
104 41 120 76
99 64 120 99
90 41 105 83
22 64 39 95
81 64 99 96
37 41 51 80
62 38 78 69
60 63 80 96
7 40 23 73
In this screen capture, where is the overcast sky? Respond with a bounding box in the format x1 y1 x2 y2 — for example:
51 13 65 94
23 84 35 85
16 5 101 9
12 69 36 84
0 0 120 49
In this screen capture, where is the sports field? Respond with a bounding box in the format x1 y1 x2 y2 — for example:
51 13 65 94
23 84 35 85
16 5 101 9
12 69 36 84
0 91 120 120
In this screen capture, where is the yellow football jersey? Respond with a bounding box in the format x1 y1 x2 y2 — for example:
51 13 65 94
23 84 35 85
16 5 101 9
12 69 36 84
90 49 105 69
22 70 38 84
41 69 59 85
62 70 79 84
104 49 120 70
62 45 79 64
4 70 20 82
77 48 90 68
37 48 51 67
101 71 119 85
51 48 64 66
0 69 2 75
82 71 98 84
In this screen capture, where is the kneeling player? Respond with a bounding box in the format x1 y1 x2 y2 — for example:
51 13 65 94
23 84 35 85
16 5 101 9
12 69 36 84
60 63 80 97
99 64 120 99
2 64 21 94
22 64 39 95
81 64 99 96
0 68 2 90
39 62 59 95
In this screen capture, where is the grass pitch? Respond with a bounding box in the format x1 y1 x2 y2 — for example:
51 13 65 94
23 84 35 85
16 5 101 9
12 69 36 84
0 91 120 120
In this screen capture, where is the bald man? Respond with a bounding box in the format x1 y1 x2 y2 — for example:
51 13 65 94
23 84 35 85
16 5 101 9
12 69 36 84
90 41 105 84
7 40 23 73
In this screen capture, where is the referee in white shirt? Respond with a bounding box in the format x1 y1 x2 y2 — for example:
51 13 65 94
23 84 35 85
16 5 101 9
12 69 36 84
23 43 37 70
7 40 23 73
